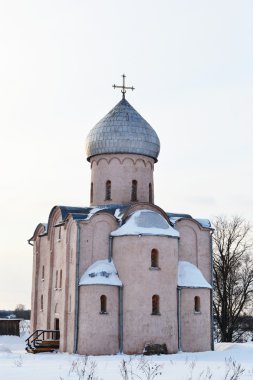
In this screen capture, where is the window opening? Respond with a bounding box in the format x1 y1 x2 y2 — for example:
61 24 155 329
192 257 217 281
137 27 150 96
54 318 60 339
59 270 62 289
105 180 111 200
149 183 153 203
194 296 200 313
131 180 138 201
152 294 160 315
151 249 159 268
40 295 43 311
42 265 45 280
90 182 93 203
100 295 107 314
68 295 72 313
58 226 61 241
55 270 58 289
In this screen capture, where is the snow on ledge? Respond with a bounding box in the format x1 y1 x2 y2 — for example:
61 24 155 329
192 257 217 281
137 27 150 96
111 209 179 237
178 261 212 289
79 259 122 287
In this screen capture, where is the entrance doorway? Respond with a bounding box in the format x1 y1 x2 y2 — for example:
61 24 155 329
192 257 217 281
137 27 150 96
54 318 60 340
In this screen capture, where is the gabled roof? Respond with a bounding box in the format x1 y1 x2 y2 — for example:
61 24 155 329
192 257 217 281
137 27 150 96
168 212 213 230
29 204 212 243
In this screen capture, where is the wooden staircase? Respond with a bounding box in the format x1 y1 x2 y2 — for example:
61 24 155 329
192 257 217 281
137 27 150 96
25 330 60 354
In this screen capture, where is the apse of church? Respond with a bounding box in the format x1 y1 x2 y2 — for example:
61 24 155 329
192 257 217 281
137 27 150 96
28 76 213 355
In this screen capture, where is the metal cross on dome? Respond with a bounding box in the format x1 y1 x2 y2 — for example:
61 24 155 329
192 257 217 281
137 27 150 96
112 74 135 99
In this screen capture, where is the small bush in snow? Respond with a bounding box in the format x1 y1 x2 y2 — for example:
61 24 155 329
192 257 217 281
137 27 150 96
223 357 245 380
68 356 99 380
13 355 23 367
119 357 162 380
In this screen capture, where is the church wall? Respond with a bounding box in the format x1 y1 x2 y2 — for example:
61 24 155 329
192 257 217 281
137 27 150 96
78 285 119 355
180 288 211 352
64 221 77 353
90 154 154 205
31 234 51 332
30 239 39 333
49 219 70 351
113 235 179 354
78 215 118 278
177 220 212 283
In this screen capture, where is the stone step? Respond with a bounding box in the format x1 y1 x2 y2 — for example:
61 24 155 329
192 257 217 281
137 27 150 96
26 346 56 354
37 339 60 348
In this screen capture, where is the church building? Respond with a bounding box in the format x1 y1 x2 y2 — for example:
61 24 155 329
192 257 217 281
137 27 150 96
28 77 213 355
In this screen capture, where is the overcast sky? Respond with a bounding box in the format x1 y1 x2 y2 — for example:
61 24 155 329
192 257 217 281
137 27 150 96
0 0 252 309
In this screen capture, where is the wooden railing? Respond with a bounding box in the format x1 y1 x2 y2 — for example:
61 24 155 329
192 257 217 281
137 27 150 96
25 329 60 350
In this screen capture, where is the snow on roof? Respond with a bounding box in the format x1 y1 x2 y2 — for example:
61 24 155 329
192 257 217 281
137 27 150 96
86 207 108 220
79 260 122 287
111 209 179 237
178 261 212 289
114 208 125 222
195 218 213 229
170 216 212 229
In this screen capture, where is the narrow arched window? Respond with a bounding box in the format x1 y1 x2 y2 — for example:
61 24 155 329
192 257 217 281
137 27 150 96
105 180 111 200
58 226 61 241
194 296 200 312
59 270 62 289
55 270 58 289
100 295 107 314
90 182 93 203
40 295 43 311
68 295 72 313
149 183 153 203
131 180 138 201
152 294 160 315
70 248 73 263
42 265 45 281
151 249 159 268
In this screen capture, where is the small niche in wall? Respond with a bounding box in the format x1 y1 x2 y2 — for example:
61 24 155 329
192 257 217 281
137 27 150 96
151 294 160 315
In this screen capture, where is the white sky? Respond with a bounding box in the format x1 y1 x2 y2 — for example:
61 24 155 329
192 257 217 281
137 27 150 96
0 0 252 309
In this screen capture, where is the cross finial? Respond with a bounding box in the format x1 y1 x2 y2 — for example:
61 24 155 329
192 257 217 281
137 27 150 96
112 74 135 99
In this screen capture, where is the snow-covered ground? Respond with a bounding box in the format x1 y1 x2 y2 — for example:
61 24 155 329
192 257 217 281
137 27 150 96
1 334 253 380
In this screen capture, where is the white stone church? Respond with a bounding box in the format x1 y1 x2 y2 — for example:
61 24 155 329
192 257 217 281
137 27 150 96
28 79 213 355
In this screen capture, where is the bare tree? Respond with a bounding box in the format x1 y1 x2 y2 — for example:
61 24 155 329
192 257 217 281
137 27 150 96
14 304 31 319
213 216 253 342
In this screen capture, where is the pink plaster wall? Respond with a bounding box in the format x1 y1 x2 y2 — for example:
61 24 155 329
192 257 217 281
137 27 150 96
113 235 179 354
90 154 155 205
78 285 119 355
31 228 51 333
177 220 212 283
78 214 118 277
63 221 77 353
180 288 211 352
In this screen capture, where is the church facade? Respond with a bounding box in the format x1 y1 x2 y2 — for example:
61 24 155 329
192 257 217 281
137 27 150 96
29 90 213 355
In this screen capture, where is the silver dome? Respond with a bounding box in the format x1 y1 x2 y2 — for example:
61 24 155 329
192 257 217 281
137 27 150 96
85 98 160 162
